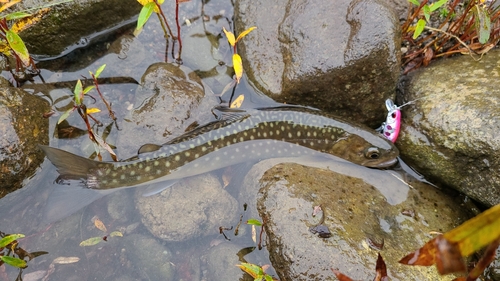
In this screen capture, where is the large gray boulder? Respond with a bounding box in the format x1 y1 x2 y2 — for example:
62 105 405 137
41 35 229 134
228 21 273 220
0 77 49 198
235 0 401 126
239 157 469 280
397 50 500 207
16 0 141 57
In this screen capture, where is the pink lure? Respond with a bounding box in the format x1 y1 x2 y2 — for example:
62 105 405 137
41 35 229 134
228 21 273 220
377 99 401 143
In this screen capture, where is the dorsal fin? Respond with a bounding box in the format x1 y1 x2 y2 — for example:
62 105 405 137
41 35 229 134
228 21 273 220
138 143 162 154
212 106 250 122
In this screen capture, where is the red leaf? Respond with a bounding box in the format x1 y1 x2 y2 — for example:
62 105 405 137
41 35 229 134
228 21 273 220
374 253 389 281
399 236 438 266
435 235 466 275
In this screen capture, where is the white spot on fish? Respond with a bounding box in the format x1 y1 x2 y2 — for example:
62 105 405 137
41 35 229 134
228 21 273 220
130 171 135 176
145 166 151 172
154 161 160 166
297 131 301 137
288 132 292 138
166 161 171 167
175 155 181 161
185 152 191 157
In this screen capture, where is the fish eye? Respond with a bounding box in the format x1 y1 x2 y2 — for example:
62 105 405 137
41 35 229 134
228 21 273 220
365 147 380 159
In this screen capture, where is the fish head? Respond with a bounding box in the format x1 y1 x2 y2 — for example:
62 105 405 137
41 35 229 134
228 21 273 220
327 133 399 168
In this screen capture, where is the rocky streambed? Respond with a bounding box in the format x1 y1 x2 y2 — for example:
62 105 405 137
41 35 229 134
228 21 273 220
0 0 499 280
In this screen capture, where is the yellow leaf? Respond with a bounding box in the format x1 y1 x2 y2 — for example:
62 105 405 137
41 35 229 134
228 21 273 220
235 26 256 43
232 53 243 83
86 107 101 114
0 0 20 14
11 8 49 34
223 27 236 46
93 217 107 232
444 203 500 257
230 95 244 108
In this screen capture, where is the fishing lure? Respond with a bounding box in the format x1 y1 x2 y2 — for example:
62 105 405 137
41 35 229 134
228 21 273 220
377 99 401 143
377 98 423 142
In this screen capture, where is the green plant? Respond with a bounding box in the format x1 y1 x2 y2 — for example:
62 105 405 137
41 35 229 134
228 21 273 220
57 64 117 161
402 0 500 73
237 262 278 281
0 231 48 281
136 0 190 63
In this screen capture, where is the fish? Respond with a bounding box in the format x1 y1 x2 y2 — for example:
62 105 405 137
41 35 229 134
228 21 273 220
40 106 399 221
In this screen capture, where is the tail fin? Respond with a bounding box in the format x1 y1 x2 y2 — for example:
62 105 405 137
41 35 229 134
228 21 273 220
38 145 99 179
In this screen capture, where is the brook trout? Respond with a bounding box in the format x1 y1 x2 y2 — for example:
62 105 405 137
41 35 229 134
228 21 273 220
40 106 399 190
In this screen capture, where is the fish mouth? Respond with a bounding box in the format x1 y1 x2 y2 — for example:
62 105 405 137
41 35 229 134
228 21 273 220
368 157 398 168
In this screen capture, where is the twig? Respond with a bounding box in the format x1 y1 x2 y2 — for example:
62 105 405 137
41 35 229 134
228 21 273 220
424 26 483 61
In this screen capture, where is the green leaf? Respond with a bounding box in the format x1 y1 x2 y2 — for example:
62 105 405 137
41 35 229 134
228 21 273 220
110 231 123 237
264 275 273 281
413 19 426 39
136 2 155 31
246 219 262 226
4 12 31 21
6 30 30 66
94 64 106 78
236 263 264 278
408 0 420 5
0 234 24 248
423 5 431 22
83 85 95 95
57 107 74 124
473 5 491 44
0 256 27 268
74 79 83 105
79 236 103 247
429 0 448 12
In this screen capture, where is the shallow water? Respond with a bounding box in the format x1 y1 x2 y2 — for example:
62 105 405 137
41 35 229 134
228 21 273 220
0 1 430 280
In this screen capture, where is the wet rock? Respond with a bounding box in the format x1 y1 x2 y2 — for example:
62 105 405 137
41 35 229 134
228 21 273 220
235 0 400 126
107 189 135 223
397 50 500 207
116 62 217 158
239 157 470 280
136 173 239 242
123 234 174 280
203 243 246 281
17 0 140 57
0 77 49 198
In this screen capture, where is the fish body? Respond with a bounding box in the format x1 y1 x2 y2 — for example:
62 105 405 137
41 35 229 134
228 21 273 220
41 106 399 191
377 99 401 143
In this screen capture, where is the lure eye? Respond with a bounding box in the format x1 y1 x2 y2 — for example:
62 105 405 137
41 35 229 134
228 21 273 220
365 147 380 159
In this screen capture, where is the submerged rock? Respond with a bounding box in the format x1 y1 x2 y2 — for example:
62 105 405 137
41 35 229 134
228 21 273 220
235 0 401 126
116 62 217 158
397 50 500 207
136 173 239 242
0 77 49 198
239 157 470 280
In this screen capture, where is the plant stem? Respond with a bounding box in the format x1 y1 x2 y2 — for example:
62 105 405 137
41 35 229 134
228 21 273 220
175 0 183 63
